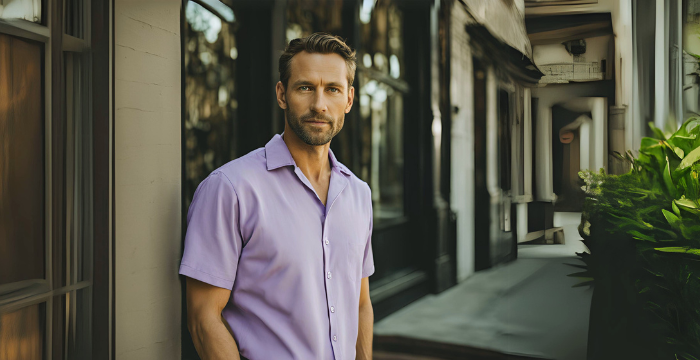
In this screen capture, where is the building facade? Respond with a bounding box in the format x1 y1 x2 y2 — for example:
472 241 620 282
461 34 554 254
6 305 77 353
1 0 630 359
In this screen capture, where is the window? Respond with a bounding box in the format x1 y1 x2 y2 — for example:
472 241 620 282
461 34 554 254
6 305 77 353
0 0 93 358
0 0 42 23
359 0 407 220
184 0 237 209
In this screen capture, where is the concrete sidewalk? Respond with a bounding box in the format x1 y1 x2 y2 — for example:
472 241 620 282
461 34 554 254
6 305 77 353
374 213 592 360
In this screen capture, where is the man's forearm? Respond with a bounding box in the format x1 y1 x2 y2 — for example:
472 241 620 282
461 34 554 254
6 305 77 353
356 303 374 360
190 315 241 360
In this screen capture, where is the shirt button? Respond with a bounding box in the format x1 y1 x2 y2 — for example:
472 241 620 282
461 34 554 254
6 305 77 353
325 239 329 245
333 335 338 342
327 271 332 279
330 306 335 313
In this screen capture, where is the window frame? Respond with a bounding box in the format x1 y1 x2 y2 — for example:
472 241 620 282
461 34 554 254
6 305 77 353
0 0 97 358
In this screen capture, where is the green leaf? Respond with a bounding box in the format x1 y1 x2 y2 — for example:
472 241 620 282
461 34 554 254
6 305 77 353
650 122 667 140
628 230 656 242
664 157 678 197
572 279 594 288
674 146 685 159
675 198 700 215
678 146 700 171
567 271 593 278
663 209 682 229
564 263 588 270
672 201 681 216
654 246 700 257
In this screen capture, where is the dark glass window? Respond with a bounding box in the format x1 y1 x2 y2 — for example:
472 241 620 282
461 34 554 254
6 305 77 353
0 303 46 358
184 0 238 209
359 0 406 220
0 33 45 286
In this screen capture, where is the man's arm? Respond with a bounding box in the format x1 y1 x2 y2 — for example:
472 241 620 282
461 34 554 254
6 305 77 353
356 277 373 360
186 277 241 360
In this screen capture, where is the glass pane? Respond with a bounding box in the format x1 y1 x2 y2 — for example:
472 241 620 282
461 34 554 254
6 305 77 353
66 289 91 359
64 0 83 38
358 0 405 220
184 1 238 209
0 303 46 360
0 33 46 286
286 0 343 42
359 74 404 219
0 0 42 24
65 52 92 284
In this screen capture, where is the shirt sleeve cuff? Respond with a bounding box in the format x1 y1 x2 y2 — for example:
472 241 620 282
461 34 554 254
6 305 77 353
361 264 375 279
179 263 234 290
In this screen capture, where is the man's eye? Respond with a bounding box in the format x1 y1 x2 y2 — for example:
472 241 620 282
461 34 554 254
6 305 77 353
328 88 339 93
299 86 311 91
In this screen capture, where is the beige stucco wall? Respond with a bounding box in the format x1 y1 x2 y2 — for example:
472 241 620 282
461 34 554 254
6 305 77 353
114 0 182 359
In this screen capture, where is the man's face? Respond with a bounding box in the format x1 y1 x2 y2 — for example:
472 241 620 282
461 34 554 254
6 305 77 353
277 51 354 146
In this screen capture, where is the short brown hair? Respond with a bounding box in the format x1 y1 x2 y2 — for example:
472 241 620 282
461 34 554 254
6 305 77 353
279 33 357 89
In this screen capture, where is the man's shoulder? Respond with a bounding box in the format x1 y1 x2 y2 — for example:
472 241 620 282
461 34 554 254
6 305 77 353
336 161 371 195
212 147 266 183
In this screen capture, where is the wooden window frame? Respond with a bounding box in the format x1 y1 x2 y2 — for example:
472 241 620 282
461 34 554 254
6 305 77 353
0 0 113 358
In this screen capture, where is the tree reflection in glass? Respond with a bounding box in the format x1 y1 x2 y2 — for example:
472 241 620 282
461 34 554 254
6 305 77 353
359 0 406 220
184 1 238 209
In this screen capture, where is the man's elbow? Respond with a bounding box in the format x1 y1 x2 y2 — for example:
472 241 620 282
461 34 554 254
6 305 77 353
359 301 374 318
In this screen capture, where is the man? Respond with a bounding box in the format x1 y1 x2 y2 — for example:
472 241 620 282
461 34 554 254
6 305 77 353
180 33 374 360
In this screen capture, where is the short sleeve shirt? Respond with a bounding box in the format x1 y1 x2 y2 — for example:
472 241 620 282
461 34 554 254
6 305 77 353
179 134 374 360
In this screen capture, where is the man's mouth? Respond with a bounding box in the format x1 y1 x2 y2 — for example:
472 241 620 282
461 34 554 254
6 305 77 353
305 120 329 125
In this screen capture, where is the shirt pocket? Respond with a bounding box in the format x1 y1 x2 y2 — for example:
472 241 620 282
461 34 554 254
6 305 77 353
345 234 365 282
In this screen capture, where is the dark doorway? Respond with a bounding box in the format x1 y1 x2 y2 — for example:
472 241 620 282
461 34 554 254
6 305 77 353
551 105 586 212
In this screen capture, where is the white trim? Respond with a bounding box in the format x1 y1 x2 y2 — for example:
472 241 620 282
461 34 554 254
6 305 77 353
654 0 668 130
0 281 91 315
63 33 87 52
0 18 49 41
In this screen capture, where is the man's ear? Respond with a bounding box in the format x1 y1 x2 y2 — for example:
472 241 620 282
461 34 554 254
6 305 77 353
276 81 287 110
345 86 355 113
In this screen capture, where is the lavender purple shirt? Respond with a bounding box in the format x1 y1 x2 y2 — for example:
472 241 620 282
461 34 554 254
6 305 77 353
179 134 375 360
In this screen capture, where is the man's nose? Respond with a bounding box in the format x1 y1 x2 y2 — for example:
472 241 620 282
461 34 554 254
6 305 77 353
310 90 328 113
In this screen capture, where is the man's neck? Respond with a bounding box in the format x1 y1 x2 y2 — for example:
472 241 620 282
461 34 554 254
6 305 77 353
282 130 331 183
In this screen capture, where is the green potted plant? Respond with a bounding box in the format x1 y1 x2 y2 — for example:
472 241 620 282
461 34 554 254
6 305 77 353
575 118 700 360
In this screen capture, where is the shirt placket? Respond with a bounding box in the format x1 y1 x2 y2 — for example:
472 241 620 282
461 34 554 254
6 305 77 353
322 170 348 360
322 213 341 359
293 164 347 359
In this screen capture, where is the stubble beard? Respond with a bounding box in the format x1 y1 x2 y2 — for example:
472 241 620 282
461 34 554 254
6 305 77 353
285 107 344 146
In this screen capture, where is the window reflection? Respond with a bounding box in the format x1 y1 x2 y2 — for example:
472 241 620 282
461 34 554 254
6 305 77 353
359 0 406 220
285 1 356 177
0 33 45 286
286 0 343 42
184 1 237 208
0 0 41 24
0 303 44 360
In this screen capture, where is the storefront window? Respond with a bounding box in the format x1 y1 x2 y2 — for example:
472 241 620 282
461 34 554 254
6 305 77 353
359 0 406 220
184 0 237 208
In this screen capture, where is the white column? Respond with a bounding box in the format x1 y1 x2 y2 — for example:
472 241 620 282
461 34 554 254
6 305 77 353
486 66 501 264
450 9 474 282
536 104 554 201
591 98 608 172
579 119 591 171
523 88 532 196
517 202 528 243
654 0 668 130
486 67 499 199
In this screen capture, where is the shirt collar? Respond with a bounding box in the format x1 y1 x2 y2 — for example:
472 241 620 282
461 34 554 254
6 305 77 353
264 133 352 176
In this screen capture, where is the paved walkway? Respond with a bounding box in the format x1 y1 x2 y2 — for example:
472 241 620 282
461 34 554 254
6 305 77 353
374 213 592 360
